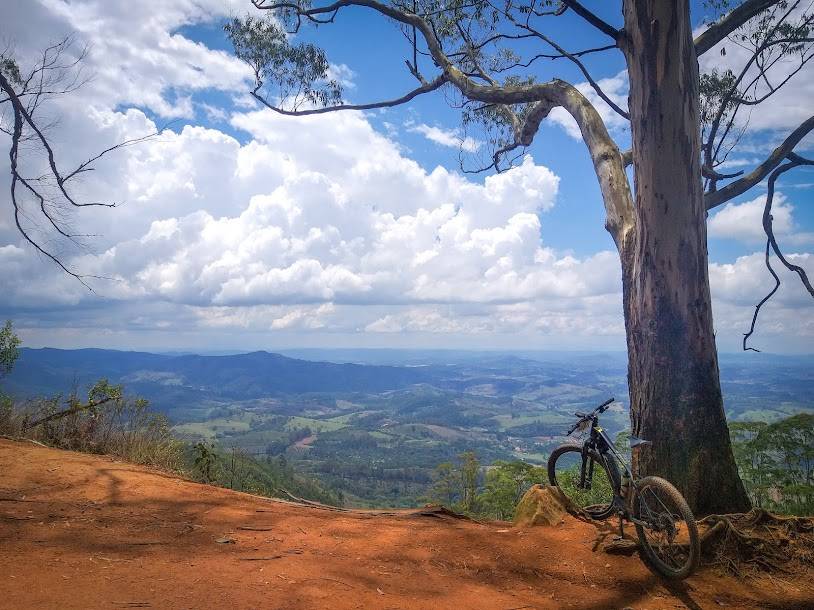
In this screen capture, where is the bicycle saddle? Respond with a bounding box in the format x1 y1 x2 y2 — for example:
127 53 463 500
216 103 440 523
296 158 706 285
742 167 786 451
629 435 652 448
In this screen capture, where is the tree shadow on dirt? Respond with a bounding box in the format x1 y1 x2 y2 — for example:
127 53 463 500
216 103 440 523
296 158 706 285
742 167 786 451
3 450 813 610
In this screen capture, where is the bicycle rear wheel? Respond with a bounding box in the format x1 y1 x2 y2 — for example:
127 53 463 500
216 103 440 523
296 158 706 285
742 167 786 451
547 444 617 520
632 476 700 580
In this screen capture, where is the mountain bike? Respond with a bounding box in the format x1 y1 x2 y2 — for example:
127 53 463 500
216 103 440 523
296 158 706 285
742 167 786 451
547 398 700 580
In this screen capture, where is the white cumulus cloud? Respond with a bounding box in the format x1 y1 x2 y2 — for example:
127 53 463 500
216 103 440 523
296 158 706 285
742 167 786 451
408 123 482 153
0 0 811 352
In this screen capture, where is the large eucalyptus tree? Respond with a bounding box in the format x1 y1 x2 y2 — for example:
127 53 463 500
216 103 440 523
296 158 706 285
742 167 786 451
226 0 814 514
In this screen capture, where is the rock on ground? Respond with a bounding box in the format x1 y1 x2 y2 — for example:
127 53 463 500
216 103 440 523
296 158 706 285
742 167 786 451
514 484 575 527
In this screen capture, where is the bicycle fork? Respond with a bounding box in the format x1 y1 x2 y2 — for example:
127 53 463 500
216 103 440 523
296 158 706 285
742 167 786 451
579 445 594 490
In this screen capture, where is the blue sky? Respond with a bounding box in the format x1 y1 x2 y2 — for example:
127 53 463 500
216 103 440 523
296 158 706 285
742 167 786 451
1 0 812 353
176 2 814 262
174 8 630 258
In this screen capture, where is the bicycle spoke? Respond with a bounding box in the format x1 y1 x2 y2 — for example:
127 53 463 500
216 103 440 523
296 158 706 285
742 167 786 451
549 446 615 518
637 485 691 572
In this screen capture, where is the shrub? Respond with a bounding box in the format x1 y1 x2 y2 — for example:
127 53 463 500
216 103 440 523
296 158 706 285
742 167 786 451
2 379 184 472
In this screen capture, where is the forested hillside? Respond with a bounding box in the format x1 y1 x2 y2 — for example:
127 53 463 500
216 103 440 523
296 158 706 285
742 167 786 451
5 348 811 508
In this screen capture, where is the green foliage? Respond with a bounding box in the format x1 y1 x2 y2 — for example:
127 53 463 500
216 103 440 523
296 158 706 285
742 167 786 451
426 451 621 521
459 450 480 513
428 461 457 506
186 442 339 505
2 374 338 505
0 320 21 378
0 393 12 434
552 456 614 511
702 0 734 22
700 0 813 145
425 450 483 514
479 460 545 520
193 441 218 483
20 349 807 509
461 74 539 168
0 321 21 431
700 69 739 128
731 414 814 516
2 381 184 470
0 56 22 84
224 15 342 110
426 452 549 520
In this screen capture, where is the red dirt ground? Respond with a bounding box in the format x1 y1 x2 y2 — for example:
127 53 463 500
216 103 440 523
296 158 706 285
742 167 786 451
1 438 812 610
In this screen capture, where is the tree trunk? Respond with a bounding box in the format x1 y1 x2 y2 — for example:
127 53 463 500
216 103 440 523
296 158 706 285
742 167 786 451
620 0 751 515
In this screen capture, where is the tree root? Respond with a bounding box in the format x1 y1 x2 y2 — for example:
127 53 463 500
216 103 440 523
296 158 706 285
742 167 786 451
698 508 814 577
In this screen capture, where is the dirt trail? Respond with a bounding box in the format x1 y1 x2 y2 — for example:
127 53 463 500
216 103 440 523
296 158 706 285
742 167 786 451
1 439 811 610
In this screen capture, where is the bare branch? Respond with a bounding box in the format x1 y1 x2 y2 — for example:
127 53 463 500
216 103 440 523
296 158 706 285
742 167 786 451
764 153 814 296
1 71 111 209
743 153 814 351
490 43 617 72
63 130 164 183
731 48 814 106
561 1 620 42
7 103 89 285
251 73 448 115
24 395 117 430
1 42 159 284
494 5 629 120
742 239 780 352
705 115 814 209
702 164 744 181
695 0 782 56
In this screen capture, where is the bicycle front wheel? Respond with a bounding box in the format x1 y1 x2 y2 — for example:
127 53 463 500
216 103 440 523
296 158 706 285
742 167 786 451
632 476 700 580
547 444 617 520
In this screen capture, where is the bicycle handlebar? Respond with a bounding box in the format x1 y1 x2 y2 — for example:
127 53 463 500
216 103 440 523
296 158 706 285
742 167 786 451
565 397 615 436
596 397 615 411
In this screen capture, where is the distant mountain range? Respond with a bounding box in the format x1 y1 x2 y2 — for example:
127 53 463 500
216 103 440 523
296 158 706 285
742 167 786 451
5 347 812 426
4 348 431 408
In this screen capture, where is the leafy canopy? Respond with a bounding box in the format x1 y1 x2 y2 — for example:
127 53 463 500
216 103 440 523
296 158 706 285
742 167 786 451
224 15 342 111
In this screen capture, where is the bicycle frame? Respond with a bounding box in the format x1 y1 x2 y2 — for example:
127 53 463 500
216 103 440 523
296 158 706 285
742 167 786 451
577 416 637 517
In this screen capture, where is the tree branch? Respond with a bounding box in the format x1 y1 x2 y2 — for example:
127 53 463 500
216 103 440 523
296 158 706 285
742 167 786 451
490 44 617 72
743 154 814 351
0 71 112 209
695 0 782 56
742 238 779 352
561 1 620 42
496 5 629 120
705 115 814 210
24 395 116 430
252 73 447 115
764 153 814 296
702 1 802 171
1 42 159 284
253 0 634 244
